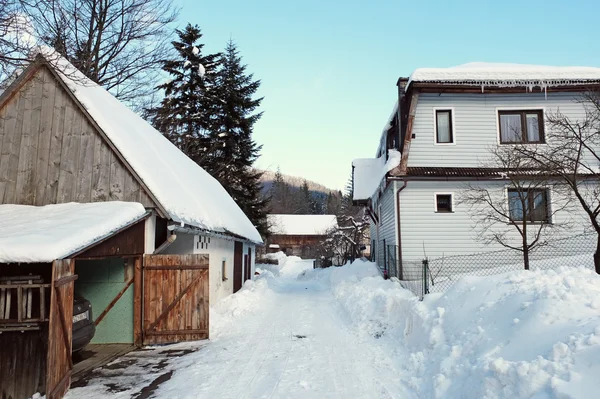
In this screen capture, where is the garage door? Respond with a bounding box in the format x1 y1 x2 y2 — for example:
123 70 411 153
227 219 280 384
142 254 209 345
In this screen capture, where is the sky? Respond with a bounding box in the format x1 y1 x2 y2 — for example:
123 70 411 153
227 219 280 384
177 0 600 190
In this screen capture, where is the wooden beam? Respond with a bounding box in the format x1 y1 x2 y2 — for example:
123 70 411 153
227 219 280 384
133 256 142 347
94 277 134 327
394 93 419 176
53 288 73 369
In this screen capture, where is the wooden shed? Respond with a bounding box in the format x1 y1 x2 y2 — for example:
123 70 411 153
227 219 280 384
266 214 337 258
0 49 262 398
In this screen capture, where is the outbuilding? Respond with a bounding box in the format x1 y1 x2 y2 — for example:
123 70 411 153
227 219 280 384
0 49 262 399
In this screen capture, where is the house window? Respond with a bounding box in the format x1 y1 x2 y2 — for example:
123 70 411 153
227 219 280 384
508 189 549 222
435 110 453 144
222 259 227 281
435 194 453 213
498 110 544 144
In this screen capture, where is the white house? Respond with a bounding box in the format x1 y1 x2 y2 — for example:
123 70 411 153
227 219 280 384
353 63 600 279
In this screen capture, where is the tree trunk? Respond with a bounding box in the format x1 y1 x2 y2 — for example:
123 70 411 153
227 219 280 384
522 221 530 270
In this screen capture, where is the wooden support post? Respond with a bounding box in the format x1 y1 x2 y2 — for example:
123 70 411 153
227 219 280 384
133 256 142 347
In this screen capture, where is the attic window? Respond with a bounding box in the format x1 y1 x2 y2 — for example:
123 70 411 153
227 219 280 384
435 194 453 213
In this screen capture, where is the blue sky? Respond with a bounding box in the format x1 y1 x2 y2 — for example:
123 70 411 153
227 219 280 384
178 0 599 190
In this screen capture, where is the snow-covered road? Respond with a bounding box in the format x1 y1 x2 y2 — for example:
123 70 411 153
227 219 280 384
155 259 413 399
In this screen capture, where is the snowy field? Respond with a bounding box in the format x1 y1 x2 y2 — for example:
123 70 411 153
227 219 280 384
65 253 600 399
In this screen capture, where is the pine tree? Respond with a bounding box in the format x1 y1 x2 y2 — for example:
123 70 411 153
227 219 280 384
210 39 269 236
148 24 220 166
270 167 290 213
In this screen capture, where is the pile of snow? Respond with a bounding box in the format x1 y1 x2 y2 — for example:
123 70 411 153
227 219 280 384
211 277 274 337
352 149 401 201
268 214 337 236
34 48 262 243
408 62 600 90
0 202 146 263
258 251 315 278
329 261 600 399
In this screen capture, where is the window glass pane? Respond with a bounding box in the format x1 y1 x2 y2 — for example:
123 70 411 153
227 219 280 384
500 114 522 142
508 190 524 220
530 190 547 221
436 111 452 143
436 194 452 212
526 113 541 142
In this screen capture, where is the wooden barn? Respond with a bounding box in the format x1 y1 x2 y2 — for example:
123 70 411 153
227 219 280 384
266 214 337 258
0 50 262 399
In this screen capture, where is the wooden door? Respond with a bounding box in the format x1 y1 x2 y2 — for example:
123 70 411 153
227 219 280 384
245 247 252 281
233 242 243 293
46 259 76 399
142 254 209 345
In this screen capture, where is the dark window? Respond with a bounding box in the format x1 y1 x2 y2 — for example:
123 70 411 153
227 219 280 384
508 189 549 222
499 110 544 144
436 110 453 144
436 194 453 212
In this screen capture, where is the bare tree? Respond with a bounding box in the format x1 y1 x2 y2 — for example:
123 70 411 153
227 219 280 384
23 0 178 106
513 92 600 273
460 146 571 270
318 214 369 266
0 0 36 80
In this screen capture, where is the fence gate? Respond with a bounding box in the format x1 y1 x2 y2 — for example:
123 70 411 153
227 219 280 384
46 259 76 399
142 254 209 345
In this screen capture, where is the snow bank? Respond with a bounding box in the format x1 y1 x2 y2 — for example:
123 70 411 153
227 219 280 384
352 149 401 201
0 202 146 263
259 251 315 278
330 261 600 399
211 277 274 337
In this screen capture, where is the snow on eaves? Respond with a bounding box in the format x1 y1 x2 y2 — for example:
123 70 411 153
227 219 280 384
268 214 338 236
36 48 263 244
408 62 600 89
0 202 146 263
352 149 401 201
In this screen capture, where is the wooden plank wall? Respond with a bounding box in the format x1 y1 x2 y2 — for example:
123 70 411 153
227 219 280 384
46 259 75 399
0 66 155 208
143 254 209 345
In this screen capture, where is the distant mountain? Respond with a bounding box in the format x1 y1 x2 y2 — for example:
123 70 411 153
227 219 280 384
258 169 340 196
256 169 342 215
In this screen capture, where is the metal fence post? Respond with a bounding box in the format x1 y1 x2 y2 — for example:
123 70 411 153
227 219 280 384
422 259 429 299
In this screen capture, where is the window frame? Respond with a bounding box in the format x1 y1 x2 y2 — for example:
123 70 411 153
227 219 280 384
222 259 228 281
434 192 454 213
497 109 545 144
507 188 551 223
433 108 456 145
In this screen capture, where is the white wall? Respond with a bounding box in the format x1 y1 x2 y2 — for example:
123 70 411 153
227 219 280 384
163 232 256 304
409 92 590 168
399 180 588 262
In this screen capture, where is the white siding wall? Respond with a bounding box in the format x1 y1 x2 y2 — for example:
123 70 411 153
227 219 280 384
409 92 589 167
399 181 587 261
163 232 256 304
374 183 397 267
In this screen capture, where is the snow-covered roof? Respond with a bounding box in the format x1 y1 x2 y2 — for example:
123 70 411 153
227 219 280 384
352 149 401 201
408 62 600 89
35 49 262 244
268 214 338 236
376 101 398 158
0 202 147 263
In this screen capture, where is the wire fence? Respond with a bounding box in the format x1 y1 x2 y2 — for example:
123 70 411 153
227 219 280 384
385 233 597 299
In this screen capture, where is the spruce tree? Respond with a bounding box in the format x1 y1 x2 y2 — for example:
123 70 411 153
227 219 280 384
210 39 269 237
148 24 220 166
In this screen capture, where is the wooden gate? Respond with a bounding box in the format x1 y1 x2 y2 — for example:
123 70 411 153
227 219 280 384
46 259 76 399
233 242 243 293
142 254 209 345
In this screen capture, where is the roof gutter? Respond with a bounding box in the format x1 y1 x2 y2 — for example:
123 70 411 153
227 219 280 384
170 223 262 245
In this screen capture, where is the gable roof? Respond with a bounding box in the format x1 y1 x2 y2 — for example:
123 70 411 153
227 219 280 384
268 214 338 236
1 49 262 244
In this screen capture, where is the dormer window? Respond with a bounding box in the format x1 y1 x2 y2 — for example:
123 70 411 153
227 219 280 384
435 110 454 144
499 110 544 144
